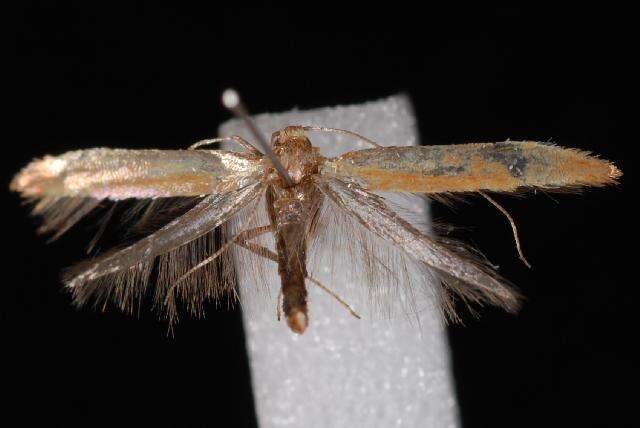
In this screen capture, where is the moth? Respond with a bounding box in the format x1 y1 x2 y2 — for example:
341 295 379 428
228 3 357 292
11 90 622 334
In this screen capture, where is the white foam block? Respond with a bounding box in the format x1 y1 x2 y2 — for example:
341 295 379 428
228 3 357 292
219 95 459 428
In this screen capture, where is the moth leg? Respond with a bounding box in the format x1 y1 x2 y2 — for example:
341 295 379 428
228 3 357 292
479 191 532 268
189 136 261 155
234 240 278 262
231 230 283 322
301 126 382 148
306 275 361 319
276 287 283 321
235 224 273 241
173 225 273 286
230 226 284 321
233 225 278 261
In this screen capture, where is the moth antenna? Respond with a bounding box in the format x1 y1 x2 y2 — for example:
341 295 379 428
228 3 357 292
189 135 261 154
479 191 532 269
222 88 294 187
306 275 361 319
302 126 382 148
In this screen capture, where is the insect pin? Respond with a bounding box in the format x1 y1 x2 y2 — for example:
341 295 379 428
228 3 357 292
11 89 622 334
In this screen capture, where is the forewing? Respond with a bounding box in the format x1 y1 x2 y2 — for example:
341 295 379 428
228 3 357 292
11 148 264 239
11 148 264 199
315 176 520 319
322 142 621 193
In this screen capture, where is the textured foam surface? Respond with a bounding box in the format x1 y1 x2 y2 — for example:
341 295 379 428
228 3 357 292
219 95 459 428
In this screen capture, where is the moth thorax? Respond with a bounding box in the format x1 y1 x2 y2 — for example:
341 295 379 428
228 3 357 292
271 127 321 185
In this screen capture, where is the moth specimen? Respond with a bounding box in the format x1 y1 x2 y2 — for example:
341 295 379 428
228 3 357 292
11 90 622 334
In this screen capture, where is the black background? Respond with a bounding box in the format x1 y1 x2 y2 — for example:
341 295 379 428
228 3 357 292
7 4 634 427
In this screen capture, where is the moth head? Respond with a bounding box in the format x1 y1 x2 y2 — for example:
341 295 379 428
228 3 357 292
271 126 311 149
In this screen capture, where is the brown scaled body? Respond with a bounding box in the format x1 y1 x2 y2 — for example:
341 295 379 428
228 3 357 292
266 128 324 334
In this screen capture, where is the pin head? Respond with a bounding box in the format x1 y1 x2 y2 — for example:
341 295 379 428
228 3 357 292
221 88 295 187
221 88 240 110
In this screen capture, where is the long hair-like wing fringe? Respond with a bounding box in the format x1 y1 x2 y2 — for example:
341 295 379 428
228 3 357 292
59 184 265 326
314 177 522 324
63 224 239 325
